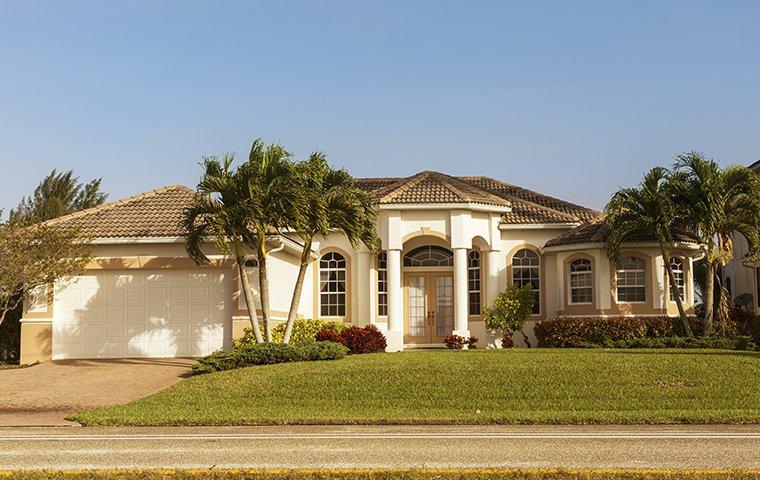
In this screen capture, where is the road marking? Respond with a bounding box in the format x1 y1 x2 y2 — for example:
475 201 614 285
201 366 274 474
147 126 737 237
1 433 759 441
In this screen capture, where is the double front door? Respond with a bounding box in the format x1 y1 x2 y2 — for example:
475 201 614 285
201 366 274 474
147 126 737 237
405 272 455 344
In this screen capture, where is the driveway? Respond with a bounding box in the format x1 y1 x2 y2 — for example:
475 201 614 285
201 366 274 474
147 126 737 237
0 358 194 426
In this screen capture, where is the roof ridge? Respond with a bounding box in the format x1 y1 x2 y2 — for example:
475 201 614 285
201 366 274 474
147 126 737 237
432 172 512 207
378 171 430 203
460 176 599 215
42 184 194 228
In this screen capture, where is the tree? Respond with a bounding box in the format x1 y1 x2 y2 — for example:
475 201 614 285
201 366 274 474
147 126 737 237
282 153 377 344
0 220 92 329
183 139 305 343
670 152 760 336
603 167 694 338
10 169 107 222
483 283 535 347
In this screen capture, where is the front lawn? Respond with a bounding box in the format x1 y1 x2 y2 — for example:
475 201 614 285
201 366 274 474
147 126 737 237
70 349 760 426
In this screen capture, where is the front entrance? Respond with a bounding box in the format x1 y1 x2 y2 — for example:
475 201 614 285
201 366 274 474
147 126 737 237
404 272 455 344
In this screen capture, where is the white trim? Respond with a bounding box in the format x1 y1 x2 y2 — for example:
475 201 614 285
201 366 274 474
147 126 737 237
500 223 580 230
19 318 52 324
542 241 701 253
378 203 511 213
91 237 186 244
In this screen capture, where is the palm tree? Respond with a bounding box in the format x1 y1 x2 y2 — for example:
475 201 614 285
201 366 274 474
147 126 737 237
182 154 265 343
281 153 377 344
670 152 760 335
239 140 305 342
604 167 694 338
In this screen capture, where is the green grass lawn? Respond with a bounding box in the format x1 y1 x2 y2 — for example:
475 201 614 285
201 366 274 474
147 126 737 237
70 349 760 426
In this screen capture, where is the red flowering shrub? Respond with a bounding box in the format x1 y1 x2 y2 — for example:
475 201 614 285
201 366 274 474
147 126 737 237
444 334 466 349
315 328 348 347
322 324 386 354
534 316 703 348
467 336 478 349
501 332 514 348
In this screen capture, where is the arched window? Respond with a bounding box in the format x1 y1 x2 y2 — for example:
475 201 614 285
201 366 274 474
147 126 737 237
512 248 540 314
616 256 646 302
669 257 685 302
377 252 388 316
320 252 346 317
468 250 481 315
403 246 454 267
569 258 593 304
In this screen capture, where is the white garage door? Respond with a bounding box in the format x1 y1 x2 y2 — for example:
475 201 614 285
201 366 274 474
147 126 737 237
53 269 232 359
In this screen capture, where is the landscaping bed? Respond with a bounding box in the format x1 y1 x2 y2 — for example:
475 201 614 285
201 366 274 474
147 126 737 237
70 349 760 426
2 470 760 480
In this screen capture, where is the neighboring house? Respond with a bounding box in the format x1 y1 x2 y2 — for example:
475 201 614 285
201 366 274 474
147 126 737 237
20 171 700 362
722 160 760 312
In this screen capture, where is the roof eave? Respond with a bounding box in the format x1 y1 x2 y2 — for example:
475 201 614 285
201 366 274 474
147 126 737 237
378 202 512 213
499 222 581 230
542 241 702 253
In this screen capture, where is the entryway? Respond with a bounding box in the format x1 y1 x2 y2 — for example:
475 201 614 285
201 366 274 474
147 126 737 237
404 272 454 345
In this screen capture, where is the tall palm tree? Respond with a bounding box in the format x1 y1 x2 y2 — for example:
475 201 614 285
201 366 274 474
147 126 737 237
281 153 377 344
670 152 760 335
239 140 305 342
182 154 265 343
604 167 694 337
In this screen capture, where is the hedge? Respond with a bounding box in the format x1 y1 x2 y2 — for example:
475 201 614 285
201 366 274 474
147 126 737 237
233 318 348 347
534 315 704 348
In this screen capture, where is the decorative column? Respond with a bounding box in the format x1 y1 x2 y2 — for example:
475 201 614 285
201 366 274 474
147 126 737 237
485 249 501 306
453 247 470 339
385 248 404 351
356 251 373 325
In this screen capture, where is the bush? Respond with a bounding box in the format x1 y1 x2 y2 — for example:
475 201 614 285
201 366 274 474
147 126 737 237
234 318 348 348
748 315 760 345
607 336 755 351
340 325 387 354
192 340 347 375
467 336 478 349
315 328 348 346
535 316 703 348
501 331 514 348
444 334 466 349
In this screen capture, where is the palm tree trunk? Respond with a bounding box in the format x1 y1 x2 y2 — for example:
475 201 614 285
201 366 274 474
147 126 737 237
283 239 312 344
237 257 263 343
257 240 272 343
661 248 693 338
704 261 715 337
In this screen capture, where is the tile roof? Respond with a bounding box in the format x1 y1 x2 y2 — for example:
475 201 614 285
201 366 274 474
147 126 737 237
43 185 196 238
543 220 699 248
355 172 599 224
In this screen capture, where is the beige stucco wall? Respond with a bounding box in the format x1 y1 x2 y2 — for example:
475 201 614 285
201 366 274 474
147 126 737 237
19 321 52 364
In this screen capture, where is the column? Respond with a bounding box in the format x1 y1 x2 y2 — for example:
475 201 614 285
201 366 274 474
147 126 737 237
385 248 404 352
485 249 501 306
356 251 373 326
453 247 470 339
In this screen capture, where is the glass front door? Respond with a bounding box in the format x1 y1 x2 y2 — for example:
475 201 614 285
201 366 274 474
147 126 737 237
404 272 455 344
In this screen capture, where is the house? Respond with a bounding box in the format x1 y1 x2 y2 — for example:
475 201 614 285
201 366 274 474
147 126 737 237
722 160 760 312
19 171 701 362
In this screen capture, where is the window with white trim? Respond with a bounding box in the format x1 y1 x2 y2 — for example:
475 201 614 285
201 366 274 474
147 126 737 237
468 250 481 315
320 252 347 317
377 252 388 316
669 257 685 302
616 256 646 302
512 248 540 314
403 246 454 267
569 258 593 304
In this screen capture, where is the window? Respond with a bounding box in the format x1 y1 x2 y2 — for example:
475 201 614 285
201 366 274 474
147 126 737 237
377 252 388 316
616 256 646 302
319 252 346 317
669 257 685 302
569 258 593 304
468 250 481 315
403 245 454 267
512 248 540 314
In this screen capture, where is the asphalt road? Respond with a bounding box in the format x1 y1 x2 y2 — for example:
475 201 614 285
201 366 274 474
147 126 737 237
1 425 759 470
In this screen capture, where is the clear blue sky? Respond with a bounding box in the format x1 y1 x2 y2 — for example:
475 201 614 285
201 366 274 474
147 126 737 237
1 1 759 212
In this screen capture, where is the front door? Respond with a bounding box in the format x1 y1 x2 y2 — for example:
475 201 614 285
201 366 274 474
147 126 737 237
404 272 455 344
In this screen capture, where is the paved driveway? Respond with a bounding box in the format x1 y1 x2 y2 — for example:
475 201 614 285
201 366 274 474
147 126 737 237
0 359 194 426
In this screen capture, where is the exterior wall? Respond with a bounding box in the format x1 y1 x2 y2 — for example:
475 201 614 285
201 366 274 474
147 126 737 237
19 321 52 364
723 232 758 312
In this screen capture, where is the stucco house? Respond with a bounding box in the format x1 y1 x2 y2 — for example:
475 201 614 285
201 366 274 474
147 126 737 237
722 160 760 312
20 170 701 363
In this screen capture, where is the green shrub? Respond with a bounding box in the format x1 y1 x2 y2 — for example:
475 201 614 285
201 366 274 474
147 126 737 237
191 340 346 375
535 316 703 347
750 315 760 345
607 336 755 350
233 318 348 347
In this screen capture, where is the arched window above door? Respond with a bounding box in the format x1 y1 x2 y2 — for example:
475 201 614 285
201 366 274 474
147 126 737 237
403 246 454 267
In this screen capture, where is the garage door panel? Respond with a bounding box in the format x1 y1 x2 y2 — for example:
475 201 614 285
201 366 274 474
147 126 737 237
53 269 231 359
